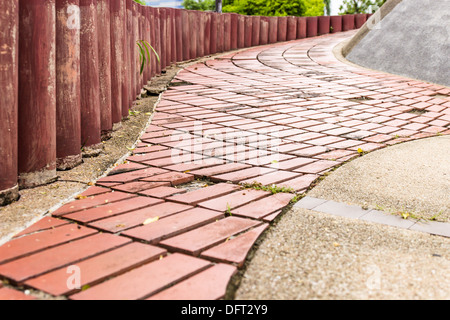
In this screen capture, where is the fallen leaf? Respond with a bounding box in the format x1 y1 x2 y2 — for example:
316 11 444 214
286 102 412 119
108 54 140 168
143 216 159 225
333 242 340 247
75 195 87 200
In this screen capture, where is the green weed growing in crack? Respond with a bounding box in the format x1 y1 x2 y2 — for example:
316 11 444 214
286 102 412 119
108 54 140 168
240 182 295 195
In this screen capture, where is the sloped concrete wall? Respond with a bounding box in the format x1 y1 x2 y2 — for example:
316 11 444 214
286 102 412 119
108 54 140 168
346 0 450 88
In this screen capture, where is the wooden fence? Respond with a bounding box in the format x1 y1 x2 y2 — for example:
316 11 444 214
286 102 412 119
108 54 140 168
0 0 370 205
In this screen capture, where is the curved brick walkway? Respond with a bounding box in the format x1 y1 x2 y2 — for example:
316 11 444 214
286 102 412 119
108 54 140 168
1 31 450 300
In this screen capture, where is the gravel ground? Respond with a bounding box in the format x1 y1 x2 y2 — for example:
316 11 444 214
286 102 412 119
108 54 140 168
234 207 450 300
309 135 450 222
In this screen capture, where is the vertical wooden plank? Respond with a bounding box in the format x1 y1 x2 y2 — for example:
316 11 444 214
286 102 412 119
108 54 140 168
133 1 140 99
97 0 113 140
297 17 307 39
210 12 217 54
79 0 102 152
259 16 269 45
18 0 57 188
216 13 224 53
223 13 231 52
169 8 177 65
110 0 124 124
146 6 159 74
189 10 198 59
181 9 190 60
286 16 297 40
318 15 331 35
306 16 318 37
175 9 183 62
342 14 355 31
237 14 245 48
251 16 260 46
154 7 161 73
126 0 134 108
330 15 342 33
55 0 82 170
355 13 367 28
159 8 167 68
197 11 205 58
0 0 19 203
164 7 172 68
203 11 211 56
230 13 238 50
268 16 278 44
277 16 287 42
244 15 252 48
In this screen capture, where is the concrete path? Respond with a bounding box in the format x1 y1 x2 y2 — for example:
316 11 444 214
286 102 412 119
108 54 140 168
0 30 449 300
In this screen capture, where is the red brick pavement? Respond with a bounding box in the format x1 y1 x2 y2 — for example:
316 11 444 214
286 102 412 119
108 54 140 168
1 31 449 300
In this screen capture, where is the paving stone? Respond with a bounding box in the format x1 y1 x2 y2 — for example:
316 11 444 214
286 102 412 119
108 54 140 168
231 193 294 219
25 243 166 296
52 192 135 216
266 157 316 171
359 209 416 229
140 172 194 186
147 264 237 300
293 160 338 174
278 174 320 192
262 210 283 223
198 189 271 212
111 181 170 193
166 183 241 205
69 253 211 300
240 170 302 186
78 186 111 197
409 220 450 238
97 167 169 183
0 233 130 284
122 208 224 243
211 167 276 183
294 196 328 210
88 202 194 233
0 224 97 265
189 163 251 179
64 197 164 223
108 162 149 175
159 217 262 256
138 186 187 198
200 224 269 268
13 217 70 238
313 200 371 219
0 287 36 300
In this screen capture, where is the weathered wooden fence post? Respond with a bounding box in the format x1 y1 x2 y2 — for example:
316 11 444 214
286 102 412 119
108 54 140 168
0 0 19 204
277 16 287 42
110 0 124 125
287 16 297 40
55 0 82 170
79 0 102 153
97 0 113 140
260 16 269 45
18 0 57 188
251 15 261 46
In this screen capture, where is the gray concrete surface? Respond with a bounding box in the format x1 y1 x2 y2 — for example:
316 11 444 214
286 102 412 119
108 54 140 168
234 207 450 300
235 136 450 300
346 0 450 88
308 135 450 222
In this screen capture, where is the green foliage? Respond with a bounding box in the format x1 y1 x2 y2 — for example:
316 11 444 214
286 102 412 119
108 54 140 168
222 0 324 17
339 0 386 14
133 0 146 5
182 0 216 11
136 40 159 75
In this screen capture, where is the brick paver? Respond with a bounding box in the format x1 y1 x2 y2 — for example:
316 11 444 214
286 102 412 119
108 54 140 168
1 30 449 300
